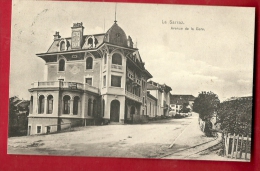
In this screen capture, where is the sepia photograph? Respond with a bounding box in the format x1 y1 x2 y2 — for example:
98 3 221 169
8 0 255 162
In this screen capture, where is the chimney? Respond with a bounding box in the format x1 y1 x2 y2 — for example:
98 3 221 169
53 31 61 40
71 22 84 49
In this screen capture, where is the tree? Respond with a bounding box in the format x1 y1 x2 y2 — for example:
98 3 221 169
9 98 18 137
181 102 190 113
217 98 252 136
193 91 220 121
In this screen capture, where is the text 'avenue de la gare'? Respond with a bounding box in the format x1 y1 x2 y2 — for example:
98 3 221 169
171 27 205 31
161 20 205 31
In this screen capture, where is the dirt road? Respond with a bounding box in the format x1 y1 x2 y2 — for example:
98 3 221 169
8 113 219 159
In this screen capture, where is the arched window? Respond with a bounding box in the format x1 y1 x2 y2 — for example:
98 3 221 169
47 95 53 114
88 99 92 116
63 95 71 114
59 59 65 71
102 99 105 117
93 99 97 116
38 95 45 114
86 57 93 69
110 100 120 122
112 53 122 65
88 38 93 47
73 96 80 115
30 96 33 114
60 41 65 51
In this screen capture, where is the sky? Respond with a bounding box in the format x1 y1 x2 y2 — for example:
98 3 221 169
10 1 255 101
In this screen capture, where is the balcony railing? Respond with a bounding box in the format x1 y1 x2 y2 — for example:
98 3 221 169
111 64 123 70
125 91 142 103
31 81 99 94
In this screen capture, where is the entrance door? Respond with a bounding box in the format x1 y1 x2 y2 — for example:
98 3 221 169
130 106 135 123
110 100 120 122
28 126 31 135
46 126 51 134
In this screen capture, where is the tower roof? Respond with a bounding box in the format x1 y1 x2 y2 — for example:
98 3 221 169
103 22 128 47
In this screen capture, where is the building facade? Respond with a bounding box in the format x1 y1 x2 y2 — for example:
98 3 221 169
28 21 152 135
147 81 172 117
146 92 157 118
170 95 195 115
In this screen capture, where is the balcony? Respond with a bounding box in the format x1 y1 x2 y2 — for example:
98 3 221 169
31 81 99 94
132 78 141 87
111 64 123 71
127 71 134 81
125 91 142 103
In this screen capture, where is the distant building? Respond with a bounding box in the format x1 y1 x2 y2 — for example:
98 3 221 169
146 91 157 118
225 96 253 101
170 95 195 114
147 81 172 117
28 21 153 135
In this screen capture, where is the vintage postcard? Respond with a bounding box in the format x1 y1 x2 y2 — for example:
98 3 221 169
8 0 255 161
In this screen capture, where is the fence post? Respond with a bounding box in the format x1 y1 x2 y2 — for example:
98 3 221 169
245 135 249 160
226 133 231 157
231 133 235 158
235 134 239 159
239 135 244 159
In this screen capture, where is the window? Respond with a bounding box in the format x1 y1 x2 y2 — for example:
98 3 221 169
60 41 65 51
28 125 31 135
85 77 92 86
30 96 33 114
88 38 93 48
102 99 105 117
37 126 42 134
47 95 53 114
59 59 65 71
150 102 152 114
111 75 121 87
63 95 71 114
86 57 93 69
88 99 92 116
104 54 107 64
73 96 80 115
38 95 45 114
93 99 97 116
112 53 122 65
103 75 106 87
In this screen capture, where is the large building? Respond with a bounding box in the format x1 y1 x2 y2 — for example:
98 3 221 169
28 21 152 135
170 95 195 114
147 81 172 117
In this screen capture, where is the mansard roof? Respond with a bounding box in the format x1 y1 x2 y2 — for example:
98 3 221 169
47 33 105 53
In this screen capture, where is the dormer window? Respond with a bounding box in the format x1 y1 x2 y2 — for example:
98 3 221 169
85 36 98 49
115 33 121 43
86 57 93 69
60 41 65 51
88 38 93 48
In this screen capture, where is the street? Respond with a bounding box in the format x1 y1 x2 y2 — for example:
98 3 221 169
8 113 219 159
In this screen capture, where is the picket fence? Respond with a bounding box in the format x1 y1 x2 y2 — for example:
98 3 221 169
223 133 251 160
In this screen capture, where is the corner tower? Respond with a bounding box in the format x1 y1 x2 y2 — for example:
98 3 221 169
103 22 128 47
